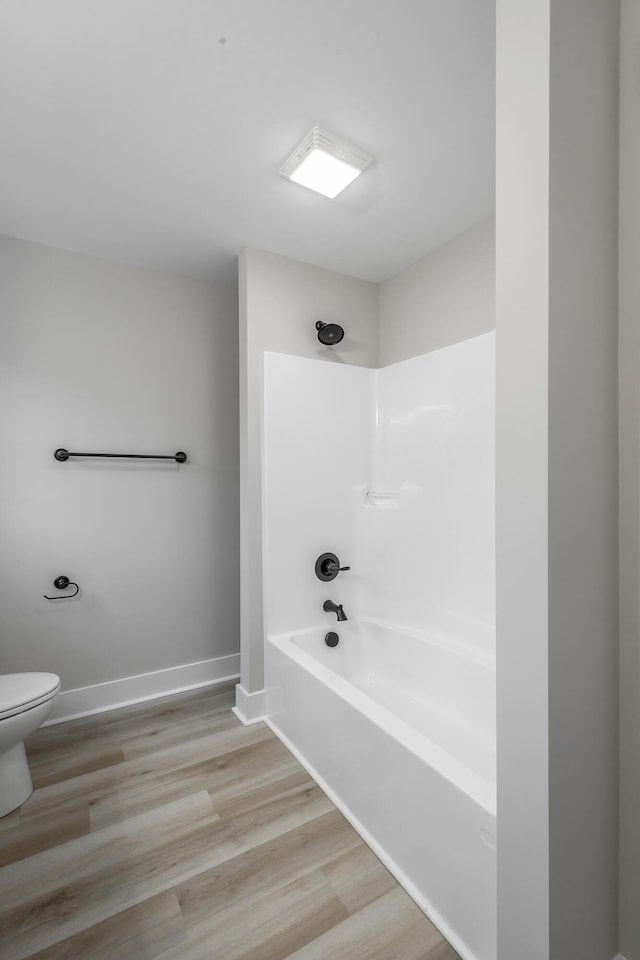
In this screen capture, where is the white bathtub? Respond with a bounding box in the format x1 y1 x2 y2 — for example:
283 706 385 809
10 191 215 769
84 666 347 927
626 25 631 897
266 618 496 960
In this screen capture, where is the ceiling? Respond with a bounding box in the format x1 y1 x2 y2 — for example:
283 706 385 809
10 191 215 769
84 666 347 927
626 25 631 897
0 0 495 288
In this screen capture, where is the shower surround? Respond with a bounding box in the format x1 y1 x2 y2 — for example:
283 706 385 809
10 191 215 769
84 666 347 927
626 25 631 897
262 332 496 960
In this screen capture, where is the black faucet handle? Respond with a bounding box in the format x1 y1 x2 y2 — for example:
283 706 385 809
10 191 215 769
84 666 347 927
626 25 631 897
327 562 350 574
315 552 350 581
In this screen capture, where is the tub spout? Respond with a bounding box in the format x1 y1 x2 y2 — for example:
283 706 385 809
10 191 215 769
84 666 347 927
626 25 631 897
323 600 348 621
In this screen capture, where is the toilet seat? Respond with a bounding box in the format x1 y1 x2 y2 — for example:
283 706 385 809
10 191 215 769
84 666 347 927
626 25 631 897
0 673 61 721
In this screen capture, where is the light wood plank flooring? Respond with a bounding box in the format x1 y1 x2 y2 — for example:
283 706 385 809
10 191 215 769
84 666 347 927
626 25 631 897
0 683 460 960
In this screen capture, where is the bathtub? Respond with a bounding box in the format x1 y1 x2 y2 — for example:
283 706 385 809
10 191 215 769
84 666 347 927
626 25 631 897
265 618 496 960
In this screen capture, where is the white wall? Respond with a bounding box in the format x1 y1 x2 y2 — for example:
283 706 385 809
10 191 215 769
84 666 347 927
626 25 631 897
263 353 371 637
0 234 240 708
263 335 495 662
239 248 378 701
496 3 551 954
619 2 640 956
496 2 619 958
366 333 495 661
378 219 495 365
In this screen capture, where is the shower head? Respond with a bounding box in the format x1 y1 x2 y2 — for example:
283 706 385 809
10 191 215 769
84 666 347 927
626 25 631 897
316 321 344 346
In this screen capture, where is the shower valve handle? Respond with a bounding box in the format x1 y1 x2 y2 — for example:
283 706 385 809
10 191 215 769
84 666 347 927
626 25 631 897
315 552 350 582
327 562 350 574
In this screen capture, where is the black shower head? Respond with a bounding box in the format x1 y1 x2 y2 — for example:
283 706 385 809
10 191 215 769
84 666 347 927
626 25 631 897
315 321 344 346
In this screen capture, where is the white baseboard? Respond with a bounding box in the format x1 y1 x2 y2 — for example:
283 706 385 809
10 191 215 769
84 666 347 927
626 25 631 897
232 684 266 725
44 654 240 725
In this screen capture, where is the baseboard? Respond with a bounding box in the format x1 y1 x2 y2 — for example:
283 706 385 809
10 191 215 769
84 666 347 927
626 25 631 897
44 654 240 725
232 684 266 725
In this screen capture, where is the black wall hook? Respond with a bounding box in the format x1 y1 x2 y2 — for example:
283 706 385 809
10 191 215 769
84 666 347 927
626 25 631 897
44 575 80 600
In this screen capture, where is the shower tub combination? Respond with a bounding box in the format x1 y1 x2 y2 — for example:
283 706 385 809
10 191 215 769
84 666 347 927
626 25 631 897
266 618 496 960
262 340 496 960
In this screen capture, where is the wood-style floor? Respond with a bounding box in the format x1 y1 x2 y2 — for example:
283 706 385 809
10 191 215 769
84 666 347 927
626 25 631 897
0 682 460 960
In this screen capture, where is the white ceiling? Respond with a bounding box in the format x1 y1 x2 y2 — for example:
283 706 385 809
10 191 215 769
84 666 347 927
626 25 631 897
0 0 495 288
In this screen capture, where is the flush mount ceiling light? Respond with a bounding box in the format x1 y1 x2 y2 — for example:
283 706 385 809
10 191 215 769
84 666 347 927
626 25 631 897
279 126 373 199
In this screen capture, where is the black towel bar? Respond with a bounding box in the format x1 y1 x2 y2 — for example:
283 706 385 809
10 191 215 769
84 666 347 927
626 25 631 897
54 448 187 463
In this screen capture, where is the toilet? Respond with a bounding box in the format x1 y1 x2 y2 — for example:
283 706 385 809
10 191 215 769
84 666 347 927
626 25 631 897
0 672 60 817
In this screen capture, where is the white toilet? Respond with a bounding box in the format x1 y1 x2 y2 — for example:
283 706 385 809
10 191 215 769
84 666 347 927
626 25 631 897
0 672 60 817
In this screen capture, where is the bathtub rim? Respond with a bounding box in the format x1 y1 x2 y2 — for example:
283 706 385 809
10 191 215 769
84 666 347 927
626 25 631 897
268 618 497 817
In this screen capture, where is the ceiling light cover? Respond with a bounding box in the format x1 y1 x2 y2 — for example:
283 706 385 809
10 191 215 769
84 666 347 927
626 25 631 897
279 127 373 199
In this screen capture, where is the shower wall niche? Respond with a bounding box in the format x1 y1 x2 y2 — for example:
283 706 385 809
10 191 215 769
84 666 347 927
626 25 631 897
262 331 495 656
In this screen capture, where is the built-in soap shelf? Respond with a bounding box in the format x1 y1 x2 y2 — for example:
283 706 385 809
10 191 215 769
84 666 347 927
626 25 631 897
364 490 400 507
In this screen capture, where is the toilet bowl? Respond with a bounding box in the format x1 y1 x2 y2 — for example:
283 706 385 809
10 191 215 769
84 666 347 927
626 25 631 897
0 673 60 817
